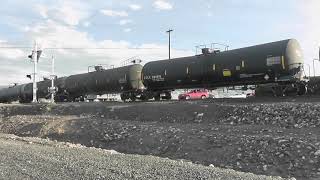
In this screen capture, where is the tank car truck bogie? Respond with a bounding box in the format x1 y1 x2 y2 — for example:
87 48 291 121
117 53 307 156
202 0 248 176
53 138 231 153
120 91 139 102
140 90 172 101
156 91 172 100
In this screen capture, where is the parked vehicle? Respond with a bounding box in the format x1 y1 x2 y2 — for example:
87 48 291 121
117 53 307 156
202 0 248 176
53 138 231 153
246 92 255 98
178 89 209 100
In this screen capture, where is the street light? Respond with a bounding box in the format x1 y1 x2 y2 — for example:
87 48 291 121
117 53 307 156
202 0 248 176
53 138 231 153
166 29 173 60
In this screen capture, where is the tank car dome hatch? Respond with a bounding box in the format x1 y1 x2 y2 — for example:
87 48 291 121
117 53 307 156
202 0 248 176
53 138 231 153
202 48 210 55
94 66 104 72
9 83 18 88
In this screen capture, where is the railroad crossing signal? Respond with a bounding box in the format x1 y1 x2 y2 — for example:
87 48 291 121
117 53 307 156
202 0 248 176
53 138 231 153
27 42 41 103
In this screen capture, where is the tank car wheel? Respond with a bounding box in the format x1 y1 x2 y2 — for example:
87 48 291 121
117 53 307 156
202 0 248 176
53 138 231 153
130 96 136 102
201 95 206 99
297 83 307 96
79 96 85 102
154 94 161 101
162 92 172 100
185 95 191 100
140 95 148 101
120 93 128 102
272 86 285 97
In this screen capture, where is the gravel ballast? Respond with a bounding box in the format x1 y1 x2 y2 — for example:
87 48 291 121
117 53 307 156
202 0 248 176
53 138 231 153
0 98 319 179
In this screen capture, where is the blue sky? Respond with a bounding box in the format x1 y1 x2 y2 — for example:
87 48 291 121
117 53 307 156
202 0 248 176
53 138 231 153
0 0 319 85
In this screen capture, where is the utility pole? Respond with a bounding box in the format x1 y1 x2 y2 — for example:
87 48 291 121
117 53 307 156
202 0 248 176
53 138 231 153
166 29 173 60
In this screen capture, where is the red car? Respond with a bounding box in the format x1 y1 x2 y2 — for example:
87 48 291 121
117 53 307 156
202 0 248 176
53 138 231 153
178 89 209 100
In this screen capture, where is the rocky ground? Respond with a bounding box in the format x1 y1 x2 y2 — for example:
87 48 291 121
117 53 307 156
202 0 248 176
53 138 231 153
0 97 319 179
0 133 289 180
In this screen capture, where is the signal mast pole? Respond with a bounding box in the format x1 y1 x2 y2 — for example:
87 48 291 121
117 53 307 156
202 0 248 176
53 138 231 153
32 42 38 103
50 56 56 103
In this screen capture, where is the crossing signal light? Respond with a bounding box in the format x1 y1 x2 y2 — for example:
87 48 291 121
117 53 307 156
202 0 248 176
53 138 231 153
28 50 42 61
131 59 142 64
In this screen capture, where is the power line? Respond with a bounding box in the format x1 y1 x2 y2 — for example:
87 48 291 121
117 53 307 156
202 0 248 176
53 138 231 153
0 46 31 49
46 47 170 50
0 46 190 51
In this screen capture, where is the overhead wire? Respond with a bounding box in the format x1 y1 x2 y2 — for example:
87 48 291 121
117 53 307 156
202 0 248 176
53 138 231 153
0 46 190 51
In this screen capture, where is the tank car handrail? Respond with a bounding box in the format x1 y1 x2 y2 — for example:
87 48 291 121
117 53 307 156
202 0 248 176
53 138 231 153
195 43 229 56
88 64 116 73
121 56 142 67
210 43 230 51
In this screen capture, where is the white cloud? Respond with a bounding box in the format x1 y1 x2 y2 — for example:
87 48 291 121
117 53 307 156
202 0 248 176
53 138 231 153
0 40 26 60
22 26 31 32
119 19 133 25
0 0 192 85
34 1 89 26
123 28 132 33
57 2 88 26
153 0 173 10
129 4 142 11
100 9 128 17
83 21 91 27
0 65 32 85
35 4 49 19
0 49 25 60
0 40 32 85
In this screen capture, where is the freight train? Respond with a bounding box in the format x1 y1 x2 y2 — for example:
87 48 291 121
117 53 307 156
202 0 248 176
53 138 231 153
0 39 307 103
